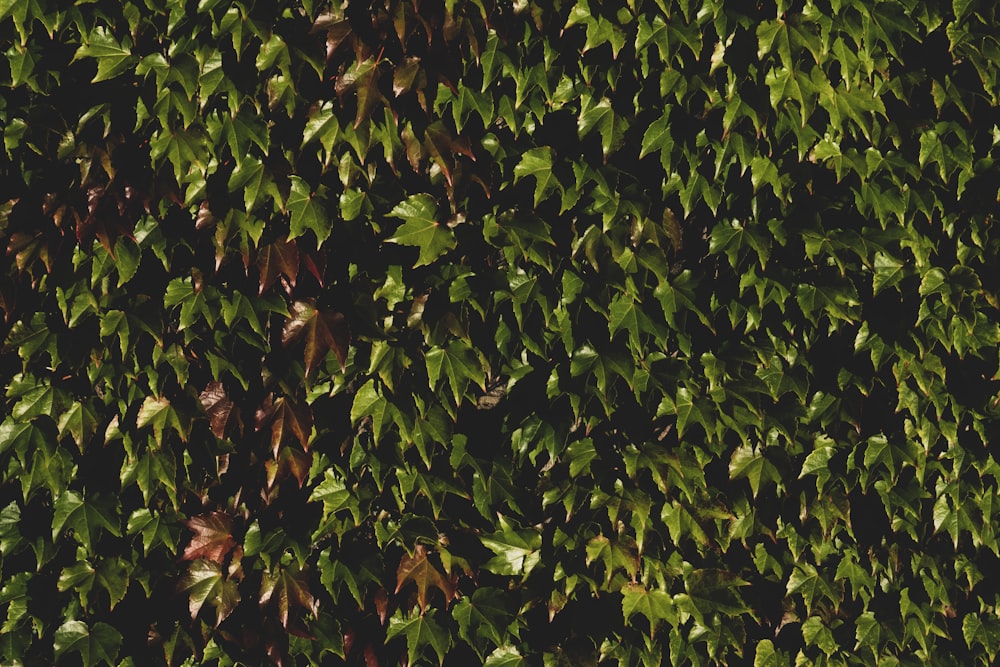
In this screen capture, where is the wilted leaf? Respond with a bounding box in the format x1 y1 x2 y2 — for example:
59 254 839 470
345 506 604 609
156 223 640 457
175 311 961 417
199 381 240 440
260 565 317 628
257 237 299 294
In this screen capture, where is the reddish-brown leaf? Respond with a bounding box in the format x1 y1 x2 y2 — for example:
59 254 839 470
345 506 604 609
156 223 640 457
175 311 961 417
199 381 241 439
259 566 317 629
266 446 312 489
256 237 299 295
394 544 457 614
282 299 350 374
182 512 236 564
265 397 313 455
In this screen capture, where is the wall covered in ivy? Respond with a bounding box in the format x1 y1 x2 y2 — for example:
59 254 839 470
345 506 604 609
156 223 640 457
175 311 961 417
2 0 1000 664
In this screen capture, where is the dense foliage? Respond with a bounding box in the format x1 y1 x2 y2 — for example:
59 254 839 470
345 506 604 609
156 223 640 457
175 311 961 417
2 0 1000 664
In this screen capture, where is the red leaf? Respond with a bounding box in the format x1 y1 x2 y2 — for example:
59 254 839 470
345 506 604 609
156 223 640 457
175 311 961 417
282 299 350 374
199 381 241 439
256 237 299 295
394 544 457 614
182 512 237 564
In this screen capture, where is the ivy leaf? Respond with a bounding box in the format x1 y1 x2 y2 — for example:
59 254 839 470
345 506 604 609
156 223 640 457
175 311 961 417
621 583 676 637
53 620 122 667
199 381 240 440
282 299 350 374
51 491 120 554
57 401 98 450
386 610 452 666
178 560 240 626
395 544 457 614
453 588 512 657
386 194 456 267
872 251 906 295
753 639 785 666
74 27 136 82
350 379 394 440
480 516 542 578
136 395 189 446
640 114 674 170
578 98 628 159
287 176 331 243
729 444 780 498
127 508 178 556
260 565 317 628
181 512 236 564
483 646 528 667
256 237 299 294
786 563 837 614
425 340 486 407
513 147 561 208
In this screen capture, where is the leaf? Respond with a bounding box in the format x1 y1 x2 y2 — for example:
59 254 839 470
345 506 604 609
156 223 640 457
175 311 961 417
425 340 486 407
609 293 657 347
256 237 299 294
287 176 331 243
260 566 317 628
199 381 240 440
386 194 456 266
74 27 136 82
453 588 512 657
786 563 836 614
51 491 121 554
386 610 451 666
53 620 122 667
256 395 314 455
513 147 561 207
578 98 628 159
136 395 189 445
395 544 457 613
57 401 98 450
127 508 178 556
483 646 527 667
181 512 236 564
281 299 350 374
178 560 240 626
479 516 542 578
729 445 779 498
621 583 676 637
872 251 906 295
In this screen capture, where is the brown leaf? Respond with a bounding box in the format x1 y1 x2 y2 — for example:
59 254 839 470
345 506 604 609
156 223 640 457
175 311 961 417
266 446 312 489
393 57 422 96
256 237 299 295
394 544 456 614
259 566 317 628
182 512 237 564
199 381 241 439
261 396 313 455
282 299 350 374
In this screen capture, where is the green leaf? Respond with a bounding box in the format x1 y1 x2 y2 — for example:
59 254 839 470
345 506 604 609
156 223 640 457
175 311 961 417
127 508 178 556
74 27 136 82
483 646 527 667
136 395 189 445
622 583 676 636
453 588 512 657
386 194 456 266
386 610 451 667
425 340 486 407
513 147 562 208
51 491 121 554
578 98 628 158
872 252 906 295
178 560 240 626
639 113 674 169
729 445 779 498
287 176 331 243
53 620 122 667
786 563 836 614
754 639 787 667
58 401 98 450
480 516 542 578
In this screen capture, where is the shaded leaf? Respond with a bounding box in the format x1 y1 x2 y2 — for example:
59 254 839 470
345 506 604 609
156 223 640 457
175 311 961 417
282 299 350 374
395 544 457 614
181 512 236 564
